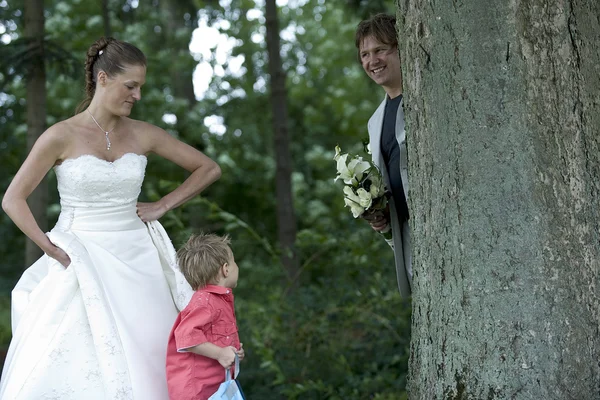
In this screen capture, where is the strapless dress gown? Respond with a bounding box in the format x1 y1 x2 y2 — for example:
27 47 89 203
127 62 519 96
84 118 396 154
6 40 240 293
0 153 194 399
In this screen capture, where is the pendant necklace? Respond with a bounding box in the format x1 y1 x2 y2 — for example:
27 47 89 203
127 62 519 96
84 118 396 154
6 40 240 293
87 109 117 150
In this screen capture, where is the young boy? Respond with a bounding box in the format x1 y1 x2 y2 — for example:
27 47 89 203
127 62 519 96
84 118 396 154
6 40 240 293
166 232 244 400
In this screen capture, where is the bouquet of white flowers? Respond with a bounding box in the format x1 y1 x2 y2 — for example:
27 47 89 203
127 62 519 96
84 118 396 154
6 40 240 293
334 145 392 240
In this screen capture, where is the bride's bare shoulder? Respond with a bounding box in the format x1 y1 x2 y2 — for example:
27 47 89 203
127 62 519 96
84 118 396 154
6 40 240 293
124 117 157 132
45 114 83 138
36 115 86 159
122 117 165 146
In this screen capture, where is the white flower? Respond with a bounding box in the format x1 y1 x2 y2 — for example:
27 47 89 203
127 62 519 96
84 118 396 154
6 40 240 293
356 188 373 209
368 173 384 198
337 156 370 186
348 157 370 177
343 186 365 217
343 185 360 202
366 141 372 155
344 197 365 218
334 146 370 185
334 153 351 183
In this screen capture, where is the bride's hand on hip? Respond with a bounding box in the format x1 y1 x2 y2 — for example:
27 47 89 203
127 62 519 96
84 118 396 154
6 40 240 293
48 246 71 268
136 201 167 222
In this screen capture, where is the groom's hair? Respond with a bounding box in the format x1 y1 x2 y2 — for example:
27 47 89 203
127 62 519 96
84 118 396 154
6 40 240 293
177 232 232 290
355 13 398 61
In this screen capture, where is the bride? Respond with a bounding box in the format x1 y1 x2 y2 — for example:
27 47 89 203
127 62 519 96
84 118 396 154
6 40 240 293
0 37 220 399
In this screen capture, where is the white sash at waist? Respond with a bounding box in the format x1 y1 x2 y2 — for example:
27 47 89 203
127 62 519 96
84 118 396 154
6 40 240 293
54 202 144 232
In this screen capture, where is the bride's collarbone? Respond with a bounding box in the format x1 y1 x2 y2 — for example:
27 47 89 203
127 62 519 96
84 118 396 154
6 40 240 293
65 133 142 163
60 135 143 163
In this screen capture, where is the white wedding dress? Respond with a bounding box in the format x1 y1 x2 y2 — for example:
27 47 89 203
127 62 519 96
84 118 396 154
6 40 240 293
0 153 194 400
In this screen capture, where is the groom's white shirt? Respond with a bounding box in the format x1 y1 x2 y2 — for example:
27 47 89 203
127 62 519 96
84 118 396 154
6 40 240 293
368 95 412 297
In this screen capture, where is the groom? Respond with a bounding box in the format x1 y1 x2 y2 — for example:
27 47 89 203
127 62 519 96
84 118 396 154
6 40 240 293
355 13 412 297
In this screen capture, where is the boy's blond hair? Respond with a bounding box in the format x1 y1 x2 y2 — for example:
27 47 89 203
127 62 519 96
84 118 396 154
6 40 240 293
177 232 232 290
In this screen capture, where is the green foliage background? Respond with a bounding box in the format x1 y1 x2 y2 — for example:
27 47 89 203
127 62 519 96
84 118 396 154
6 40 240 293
0 0 410 398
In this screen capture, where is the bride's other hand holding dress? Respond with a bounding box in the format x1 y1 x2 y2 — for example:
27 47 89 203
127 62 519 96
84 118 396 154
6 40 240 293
0 36 220 400
2 117 75 269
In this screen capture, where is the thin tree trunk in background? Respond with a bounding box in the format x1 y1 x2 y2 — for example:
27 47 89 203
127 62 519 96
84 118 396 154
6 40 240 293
265 0 299 287
161 0 196 105
24 0 47 268
102 0 111 37
397 0 600 398
160 0 203 230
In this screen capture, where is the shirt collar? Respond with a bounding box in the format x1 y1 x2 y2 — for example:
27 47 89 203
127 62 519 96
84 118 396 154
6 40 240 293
202 284 233 296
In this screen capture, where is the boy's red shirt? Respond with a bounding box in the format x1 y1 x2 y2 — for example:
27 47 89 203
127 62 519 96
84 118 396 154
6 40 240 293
166 285 239 400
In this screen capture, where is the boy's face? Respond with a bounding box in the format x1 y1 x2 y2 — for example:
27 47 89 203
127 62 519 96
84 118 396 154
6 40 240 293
224 248 239 288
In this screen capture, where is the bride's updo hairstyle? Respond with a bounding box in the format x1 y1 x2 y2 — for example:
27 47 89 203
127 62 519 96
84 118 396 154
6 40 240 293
76 37 146 113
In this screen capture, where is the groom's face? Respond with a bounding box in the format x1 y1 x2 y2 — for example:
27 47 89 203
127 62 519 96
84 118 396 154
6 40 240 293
359 35 401 90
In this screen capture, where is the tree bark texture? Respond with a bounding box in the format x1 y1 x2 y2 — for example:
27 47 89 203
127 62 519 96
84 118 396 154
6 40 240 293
24 0 47 268
264 0 299 285
397 0 599 398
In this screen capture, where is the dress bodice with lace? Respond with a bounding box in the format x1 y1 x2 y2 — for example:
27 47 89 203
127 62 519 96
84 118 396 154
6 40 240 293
54 153 147 208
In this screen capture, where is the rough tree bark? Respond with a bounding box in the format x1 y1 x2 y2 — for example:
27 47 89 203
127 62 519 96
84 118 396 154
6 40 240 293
397 0 600 398
265 0 299 286
24 0 47 268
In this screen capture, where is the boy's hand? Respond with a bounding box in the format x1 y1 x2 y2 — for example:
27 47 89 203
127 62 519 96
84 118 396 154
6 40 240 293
236 343 245 361
217 346 237 369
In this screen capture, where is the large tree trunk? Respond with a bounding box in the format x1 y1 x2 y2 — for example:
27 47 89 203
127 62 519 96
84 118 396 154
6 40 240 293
265 0 299 286
24 0 47 268
397 0 600 398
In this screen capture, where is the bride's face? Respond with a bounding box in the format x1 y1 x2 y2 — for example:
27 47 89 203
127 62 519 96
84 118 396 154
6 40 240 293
100 64 146 117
